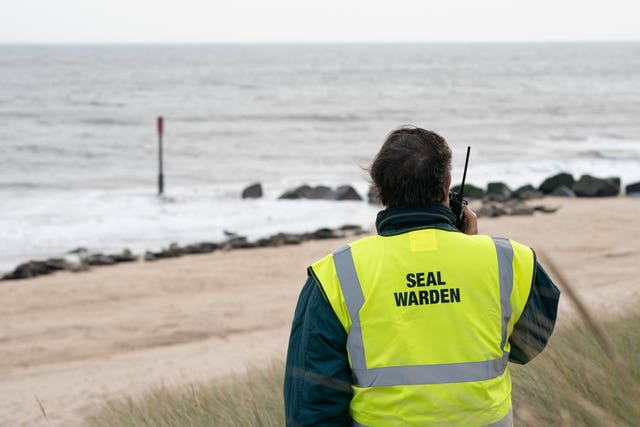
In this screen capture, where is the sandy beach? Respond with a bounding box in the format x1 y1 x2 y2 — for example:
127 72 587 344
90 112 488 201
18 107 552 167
1 197 639 427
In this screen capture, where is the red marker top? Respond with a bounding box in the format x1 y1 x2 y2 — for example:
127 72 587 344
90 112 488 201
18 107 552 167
157 116 164 134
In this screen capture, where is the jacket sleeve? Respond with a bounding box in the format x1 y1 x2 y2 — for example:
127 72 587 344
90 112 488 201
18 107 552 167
508 261 561 364
284 275 353 427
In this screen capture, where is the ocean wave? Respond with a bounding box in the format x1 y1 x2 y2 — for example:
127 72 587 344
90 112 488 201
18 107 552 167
592 150 638 160
87 100 126 108
225 113 365 123
78 117 140 126
173 112 365 124
0 182 42 189
201 79 258 90
0 111 41 119
576 149 638 160
13 144 72 156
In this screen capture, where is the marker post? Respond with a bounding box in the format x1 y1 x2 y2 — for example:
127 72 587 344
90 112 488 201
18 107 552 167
157 116 164 195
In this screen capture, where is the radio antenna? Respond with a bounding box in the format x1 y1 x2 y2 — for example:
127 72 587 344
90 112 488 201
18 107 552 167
458 146 471 200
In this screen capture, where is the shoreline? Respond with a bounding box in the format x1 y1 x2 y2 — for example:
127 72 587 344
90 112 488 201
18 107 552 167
1 196 639 426
3 189 636 280
3 169 639 278
0 225 367 280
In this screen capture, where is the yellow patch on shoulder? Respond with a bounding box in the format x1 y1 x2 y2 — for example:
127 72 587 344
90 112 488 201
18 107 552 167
409 229 437 252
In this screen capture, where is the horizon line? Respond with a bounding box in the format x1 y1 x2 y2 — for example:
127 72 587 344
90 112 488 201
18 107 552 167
1 39 640 46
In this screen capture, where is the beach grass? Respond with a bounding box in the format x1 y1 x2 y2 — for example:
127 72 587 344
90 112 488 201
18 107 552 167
511 309 640 426
85 361 286 427
86 311 639 427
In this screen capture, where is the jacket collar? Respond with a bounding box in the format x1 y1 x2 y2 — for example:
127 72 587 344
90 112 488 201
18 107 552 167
375 204 459 236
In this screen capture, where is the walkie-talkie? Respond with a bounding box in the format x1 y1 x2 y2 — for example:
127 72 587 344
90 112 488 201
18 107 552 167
449 146 471 231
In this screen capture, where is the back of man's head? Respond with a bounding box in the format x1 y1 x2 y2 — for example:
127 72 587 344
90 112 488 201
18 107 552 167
370 126 452 208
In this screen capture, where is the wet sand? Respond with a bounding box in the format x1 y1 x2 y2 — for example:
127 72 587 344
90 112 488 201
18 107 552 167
1 197 639 426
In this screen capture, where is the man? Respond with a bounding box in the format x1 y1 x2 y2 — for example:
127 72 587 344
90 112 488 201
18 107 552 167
284 126 560 426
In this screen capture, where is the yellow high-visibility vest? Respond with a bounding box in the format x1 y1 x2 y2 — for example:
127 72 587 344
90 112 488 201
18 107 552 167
310 228 535 427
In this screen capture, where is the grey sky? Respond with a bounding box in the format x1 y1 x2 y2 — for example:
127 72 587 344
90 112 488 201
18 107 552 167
1 0 639 44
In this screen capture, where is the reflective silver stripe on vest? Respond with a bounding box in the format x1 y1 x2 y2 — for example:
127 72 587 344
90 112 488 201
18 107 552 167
491 237 514 361
486 408 513 427
352 408 512 427
332 238 514 388
333 245 368 372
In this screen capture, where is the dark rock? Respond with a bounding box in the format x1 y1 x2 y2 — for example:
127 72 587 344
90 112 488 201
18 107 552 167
2 257 91 279
111 249 138 263
515 184 535 193
82 250 137 265
310 228 346 239
238 241 257 249
181 242 219 254
241 183 263 199
450 183 485 200
83 253 116 266
25 261 55 276
152 243 183 259
307 186 335 199
269 236 285 247
476 200 559 217
2 261 52 280
2 258 71 280
573 175 620 197
279 185 313 199
281 233 303 245
476 203 508 218
532 205 560 214
335 185 362 201
550 186 576 197
279 184 362 201
152 251 180 259
44 258 69 270
514 184 543 200
508 204 535 215
278 190 297 199
225 236 247 248
223 236 256 250
339 224 363 232
625 181 640 196
256 237 273 247
539 173 575 194
258 233 304 247
485 182 513 202
257 235 281 247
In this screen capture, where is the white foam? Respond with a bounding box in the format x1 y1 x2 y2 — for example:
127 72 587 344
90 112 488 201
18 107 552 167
0 186 379 273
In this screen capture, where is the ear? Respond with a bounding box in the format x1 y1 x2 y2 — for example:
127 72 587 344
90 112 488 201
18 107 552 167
444 173 452 204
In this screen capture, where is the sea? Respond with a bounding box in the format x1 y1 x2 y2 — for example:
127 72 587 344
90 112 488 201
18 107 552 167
1 43 639 272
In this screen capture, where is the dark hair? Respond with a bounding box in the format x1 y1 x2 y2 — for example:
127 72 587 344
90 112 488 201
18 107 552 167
370 126 452 208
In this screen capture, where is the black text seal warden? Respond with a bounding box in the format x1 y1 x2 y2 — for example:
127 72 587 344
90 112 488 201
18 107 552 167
394 271 461 307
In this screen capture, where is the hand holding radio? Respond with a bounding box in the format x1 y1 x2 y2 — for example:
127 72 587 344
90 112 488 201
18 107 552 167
461 204 478 235
449 146 472 233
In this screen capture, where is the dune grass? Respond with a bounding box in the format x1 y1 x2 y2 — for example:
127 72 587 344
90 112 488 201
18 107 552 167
86 311 639 427
85 361 286 427
511 309 640 426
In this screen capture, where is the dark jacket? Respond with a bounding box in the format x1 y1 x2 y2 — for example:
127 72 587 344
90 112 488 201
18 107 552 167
284 205 560 427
